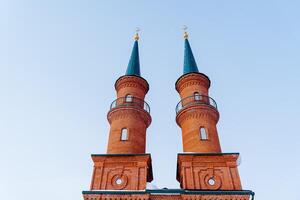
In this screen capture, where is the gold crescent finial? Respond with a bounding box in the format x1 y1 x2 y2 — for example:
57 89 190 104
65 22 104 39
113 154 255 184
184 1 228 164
182 25 188 39
134 27 140 41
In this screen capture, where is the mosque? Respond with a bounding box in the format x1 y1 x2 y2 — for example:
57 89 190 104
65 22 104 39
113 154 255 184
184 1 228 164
82 31 255 200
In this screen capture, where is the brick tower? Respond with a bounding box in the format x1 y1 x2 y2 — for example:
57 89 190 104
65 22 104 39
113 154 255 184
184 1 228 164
82 31 254 200
83 32 153 200
175 31 254 199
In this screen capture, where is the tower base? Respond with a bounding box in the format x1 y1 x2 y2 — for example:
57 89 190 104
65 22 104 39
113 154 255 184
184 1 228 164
89 154 153 191
177 153 242 190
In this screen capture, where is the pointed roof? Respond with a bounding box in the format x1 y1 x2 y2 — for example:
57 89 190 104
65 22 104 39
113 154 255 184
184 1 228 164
125 33 141 76
183 32 199 74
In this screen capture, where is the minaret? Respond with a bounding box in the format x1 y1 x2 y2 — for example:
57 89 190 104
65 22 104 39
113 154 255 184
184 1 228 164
83 32 153 196
176 31 221 153
176 31 243 191
107 31 151 154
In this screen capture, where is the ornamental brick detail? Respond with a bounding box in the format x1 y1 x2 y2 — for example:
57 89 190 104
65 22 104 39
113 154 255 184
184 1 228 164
177 154 242 190
150 195 182 200
90 155 153 191
180 194 251 200
115 75 149 98
176 106 219 126
107 108 151 128
176 73 210 96
83 193 251 200
83 194 150 200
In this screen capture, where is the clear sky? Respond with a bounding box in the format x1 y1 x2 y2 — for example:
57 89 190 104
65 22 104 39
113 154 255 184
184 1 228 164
0 1 300 200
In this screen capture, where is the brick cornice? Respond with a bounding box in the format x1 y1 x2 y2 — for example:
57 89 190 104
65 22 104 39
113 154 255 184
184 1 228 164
107 108 151 128
83 193 251 200
175 73 210 94
115 75 149 94
83 193 150 200
176 105 219 126
181 194 250 200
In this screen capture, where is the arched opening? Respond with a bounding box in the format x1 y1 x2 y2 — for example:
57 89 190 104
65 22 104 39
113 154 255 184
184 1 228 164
200 127 208 140
121 128 128 141
125 94 133 102
194 92 201 101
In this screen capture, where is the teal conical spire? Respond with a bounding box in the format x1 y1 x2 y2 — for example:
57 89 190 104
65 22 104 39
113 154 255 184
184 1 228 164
183 32 199 74
125 33 141 76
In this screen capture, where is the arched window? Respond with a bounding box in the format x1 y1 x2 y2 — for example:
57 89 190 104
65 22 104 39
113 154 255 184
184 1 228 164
121 128 128 141
200 127 208 140
125 94 133 102
194 92 201 101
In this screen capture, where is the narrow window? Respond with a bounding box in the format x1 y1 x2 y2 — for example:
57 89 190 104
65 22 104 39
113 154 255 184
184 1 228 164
125 94 133 102
194 92 201 101
200 127 208 140
121 128 128 141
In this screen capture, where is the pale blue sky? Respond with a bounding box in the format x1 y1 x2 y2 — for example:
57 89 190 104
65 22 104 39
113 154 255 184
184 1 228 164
0 1 300 200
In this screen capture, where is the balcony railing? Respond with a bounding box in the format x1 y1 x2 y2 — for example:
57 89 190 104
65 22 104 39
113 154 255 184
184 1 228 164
110 96 150 114
176 94 217 114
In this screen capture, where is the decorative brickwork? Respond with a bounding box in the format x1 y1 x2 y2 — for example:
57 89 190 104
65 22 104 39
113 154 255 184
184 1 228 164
177 154 242 190
115 75 149 99
176 73 210 98
90 155 153 190
108 108 151 127
83 192 252 200
83 194 150 200
176 105 219 125
150 195 182 200
180 194 250 200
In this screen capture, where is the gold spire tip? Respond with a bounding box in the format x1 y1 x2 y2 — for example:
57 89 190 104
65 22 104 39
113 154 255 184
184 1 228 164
183 31 189 39
134 33 139 41
134 27 140 41
182 25 188 39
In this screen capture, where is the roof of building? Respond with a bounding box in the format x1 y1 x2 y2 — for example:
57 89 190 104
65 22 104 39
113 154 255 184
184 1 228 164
125 35 141 76
183 37 199 75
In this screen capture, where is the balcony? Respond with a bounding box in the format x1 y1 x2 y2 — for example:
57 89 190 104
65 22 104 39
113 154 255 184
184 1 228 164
176 94 217 114
110 96 150 114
